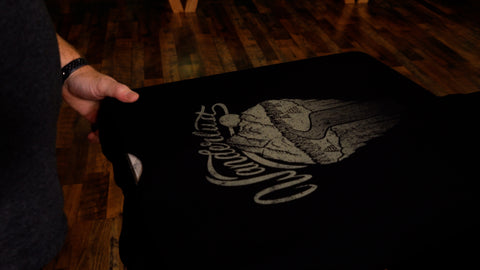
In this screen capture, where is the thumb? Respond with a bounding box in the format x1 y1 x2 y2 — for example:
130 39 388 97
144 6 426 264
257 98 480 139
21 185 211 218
110 83 139 103
98 77 139 103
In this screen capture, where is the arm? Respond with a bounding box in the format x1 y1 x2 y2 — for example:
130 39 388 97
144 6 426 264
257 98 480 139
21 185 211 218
57 34 139 142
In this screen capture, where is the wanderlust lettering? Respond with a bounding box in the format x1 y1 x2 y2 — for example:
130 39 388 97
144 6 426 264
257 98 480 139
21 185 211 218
193 103 317 205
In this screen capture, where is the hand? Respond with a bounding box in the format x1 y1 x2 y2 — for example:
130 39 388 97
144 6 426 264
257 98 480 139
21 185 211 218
62 65 139 143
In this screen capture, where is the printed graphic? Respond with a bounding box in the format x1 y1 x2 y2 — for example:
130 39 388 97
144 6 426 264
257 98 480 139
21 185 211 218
127 153 143 185
193 99 402 205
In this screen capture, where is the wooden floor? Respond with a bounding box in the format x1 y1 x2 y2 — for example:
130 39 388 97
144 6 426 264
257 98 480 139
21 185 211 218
43 0 480 269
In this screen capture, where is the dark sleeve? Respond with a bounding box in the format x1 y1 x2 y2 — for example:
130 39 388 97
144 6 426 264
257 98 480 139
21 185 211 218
0 0 67 268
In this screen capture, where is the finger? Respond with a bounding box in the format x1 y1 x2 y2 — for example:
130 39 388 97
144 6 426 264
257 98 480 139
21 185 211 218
87 131 100 144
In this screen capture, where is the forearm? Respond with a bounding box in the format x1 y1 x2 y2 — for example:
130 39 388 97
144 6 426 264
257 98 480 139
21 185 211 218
56 34 83 68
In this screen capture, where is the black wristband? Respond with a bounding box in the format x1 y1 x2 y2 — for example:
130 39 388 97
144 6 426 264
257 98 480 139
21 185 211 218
61 58 88 83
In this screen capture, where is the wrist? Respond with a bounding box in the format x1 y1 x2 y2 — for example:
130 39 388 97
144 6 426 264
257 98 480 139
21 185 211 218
61 58 89 83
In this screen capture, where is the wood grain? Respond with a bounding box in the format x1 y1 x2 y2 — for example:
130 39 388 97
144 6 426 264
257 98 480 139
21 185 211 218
43 0 480 269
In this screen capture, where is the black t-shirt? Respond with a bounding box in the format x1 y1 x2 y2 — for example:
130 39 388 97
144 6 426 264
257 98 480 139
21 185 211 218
0 0 67 268
99 53 480 270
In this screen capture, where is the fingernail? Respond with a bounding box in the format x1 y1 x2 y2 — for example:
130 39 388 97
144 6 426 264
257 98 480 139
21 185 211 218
127 91 139 101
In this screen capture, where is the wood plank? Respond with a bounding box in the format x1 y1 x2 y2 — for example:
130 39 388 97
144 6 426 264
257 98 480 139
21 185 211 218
223 3 268 67
159 24 181 83
106 170 124 219
143 13 163 82
210 3 253 70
